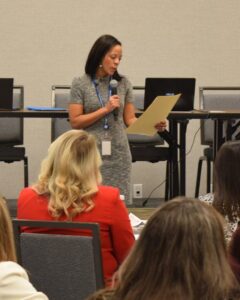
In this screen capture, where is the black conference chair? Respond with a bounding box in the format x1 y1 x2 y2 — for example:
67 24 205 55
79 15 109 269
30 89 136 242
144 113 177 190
195 86 240 197
13 219 104 300
128 86 174 201
0 86 28 187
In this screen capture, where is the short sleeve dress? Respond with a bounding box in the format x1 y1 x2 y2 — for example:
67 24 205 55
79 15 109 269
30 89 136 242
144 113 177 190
70 74 133 203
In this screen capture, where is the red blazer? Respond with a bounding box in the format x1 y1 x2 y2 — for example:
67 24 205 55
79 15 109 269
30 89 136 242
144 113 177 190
17 186 135 285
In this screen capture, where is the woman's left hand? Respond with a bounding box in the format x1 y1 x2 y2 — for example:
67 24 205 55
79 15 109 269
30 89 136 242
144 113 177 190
155 120 167 132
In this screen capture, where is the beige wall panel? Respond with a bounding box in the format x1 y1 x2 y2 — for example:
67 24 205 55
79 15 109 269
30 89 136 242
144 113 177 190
1 0 240 199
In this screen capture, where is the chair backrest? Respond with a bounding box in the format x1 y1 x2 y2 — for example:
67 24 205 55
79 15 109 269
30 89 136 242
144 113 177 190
128 86 164 145
132 86 145 110
0 86 24 145
13 219 104 300
51 85 72 141
200 87 240 145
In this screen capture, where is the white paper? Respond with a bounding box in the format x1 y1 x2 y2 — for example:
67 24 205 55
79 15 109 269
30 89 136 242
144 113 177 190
129 212 146 227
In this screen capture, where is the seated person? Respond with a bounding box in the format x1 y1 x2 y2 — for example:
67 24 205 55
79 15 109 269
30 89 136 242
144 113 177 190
87 197 240 300
0 195 48 299
17 130 134 285
199 141 240 241
229 225 240 283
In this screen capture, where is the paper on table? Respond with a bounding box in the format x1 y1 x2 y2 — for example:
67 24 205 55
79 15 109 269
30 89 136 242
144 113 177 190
129 212 147 227
126 94 181 136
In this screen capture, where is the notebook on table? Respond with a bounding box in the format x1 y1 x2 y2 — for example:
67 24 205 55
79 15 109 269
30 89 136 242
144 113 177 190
144 78 196 111
27 106 66 111
0 78 14 110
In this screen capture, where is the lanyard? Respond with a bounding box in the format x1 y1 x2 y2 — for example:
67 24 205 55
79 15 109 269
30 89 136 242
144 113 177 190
93 79 111 130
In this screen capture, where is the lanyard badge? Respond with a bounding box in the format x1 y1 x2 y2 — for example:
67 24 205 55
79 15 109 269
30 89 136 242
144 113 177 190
93 79 110 130
93 79 112 156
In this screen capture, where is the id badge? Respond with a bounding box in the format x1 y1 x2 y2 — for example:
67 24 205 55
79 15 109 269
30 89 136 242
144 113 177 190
102 140 111 156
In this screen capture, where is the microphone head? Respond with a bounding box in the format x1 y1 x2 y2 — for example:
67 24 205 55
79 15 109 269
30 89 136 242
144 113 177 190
110 79 118 89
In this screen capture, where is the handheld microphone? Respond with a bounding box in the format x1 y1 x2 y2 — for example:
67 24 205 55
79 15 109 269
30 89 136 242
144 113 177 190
109 79 118 121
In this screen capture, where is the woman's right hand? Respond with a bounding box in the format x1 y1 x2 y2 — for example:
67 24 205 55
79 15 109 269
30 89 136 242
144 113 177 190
105 95 120 113
69 95 120 129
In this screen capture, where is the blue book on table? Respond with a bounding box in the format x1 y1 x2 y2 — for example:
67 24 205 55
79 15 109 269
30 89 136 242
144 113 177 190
27 106 66 111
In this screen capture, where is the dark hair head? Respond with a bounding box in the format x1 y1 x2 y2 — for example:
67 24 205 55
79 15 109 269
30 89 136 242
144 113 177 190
114 197 238 300
213 140 240 221
85 34 122 80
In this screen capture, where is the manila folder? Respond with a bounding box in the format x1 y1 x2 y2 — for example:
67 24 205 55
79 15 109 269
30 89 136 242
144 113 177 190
126 94 180 136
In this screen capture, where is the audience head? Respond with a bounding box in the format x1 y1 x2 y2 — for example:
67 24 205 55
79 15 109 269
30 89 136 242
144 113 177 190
113 197 238 300
85 34 122 79
86 288 114 300
35 130 102 219
213 140 240 221
0 195 17 262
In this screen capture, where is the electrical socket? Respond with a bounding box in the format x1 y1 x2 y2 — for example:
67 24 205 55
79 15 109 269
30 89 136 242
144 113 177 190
133 184 143 198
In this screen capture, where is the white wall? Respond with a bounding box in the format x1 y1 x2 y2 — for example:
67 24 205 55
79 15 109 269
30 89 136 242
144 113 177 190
1 0 240 199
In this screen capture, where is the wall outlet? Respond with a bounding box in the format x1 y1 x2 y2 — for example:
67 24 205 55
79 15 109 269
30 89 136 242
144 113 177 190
133 184 143 198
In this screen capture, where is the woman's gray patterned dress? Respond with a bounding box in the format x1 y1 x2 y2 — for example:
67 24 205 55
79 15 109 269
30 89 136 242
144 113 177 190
70 74 133 203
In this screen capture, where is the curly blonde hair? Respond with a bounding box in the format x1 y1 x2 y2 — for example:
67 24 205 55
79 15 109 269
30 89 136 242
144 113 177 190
34 130 102 219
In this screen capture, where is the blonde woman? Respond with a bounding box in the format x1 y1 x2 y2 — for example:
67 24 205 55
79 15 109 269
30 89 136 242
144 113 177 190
0 195 48 299
17 130 134 285
87 197 240 300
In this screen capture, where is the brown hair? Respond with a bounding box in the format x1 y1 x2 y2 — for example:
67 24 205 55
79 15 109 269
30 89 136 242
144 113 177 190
112 197 239 300
86 288 114 300
213 140 240 222
0 195 17 262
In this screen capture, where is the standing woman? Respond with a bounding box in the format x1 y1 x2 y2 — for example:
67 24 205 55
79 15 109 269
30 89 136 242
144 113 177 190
69 34 166 203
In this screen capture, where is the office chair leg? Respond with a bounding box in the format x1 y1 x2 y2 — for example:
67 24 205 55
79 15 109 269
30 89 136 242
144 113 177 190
24 157 29 187
195 159 203 198
206 159 211 193
165 162 169 201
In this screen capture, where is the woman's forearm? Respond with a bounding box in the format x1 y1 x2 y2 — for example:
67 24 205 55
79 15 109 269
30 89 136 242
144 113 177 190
69 107 109 129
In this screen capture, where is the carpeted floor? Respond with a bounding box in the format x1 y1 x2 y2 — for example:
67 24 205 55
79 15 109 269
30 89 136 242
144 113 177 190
128 207 157 220
128 198 164 220
128 198 164 208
